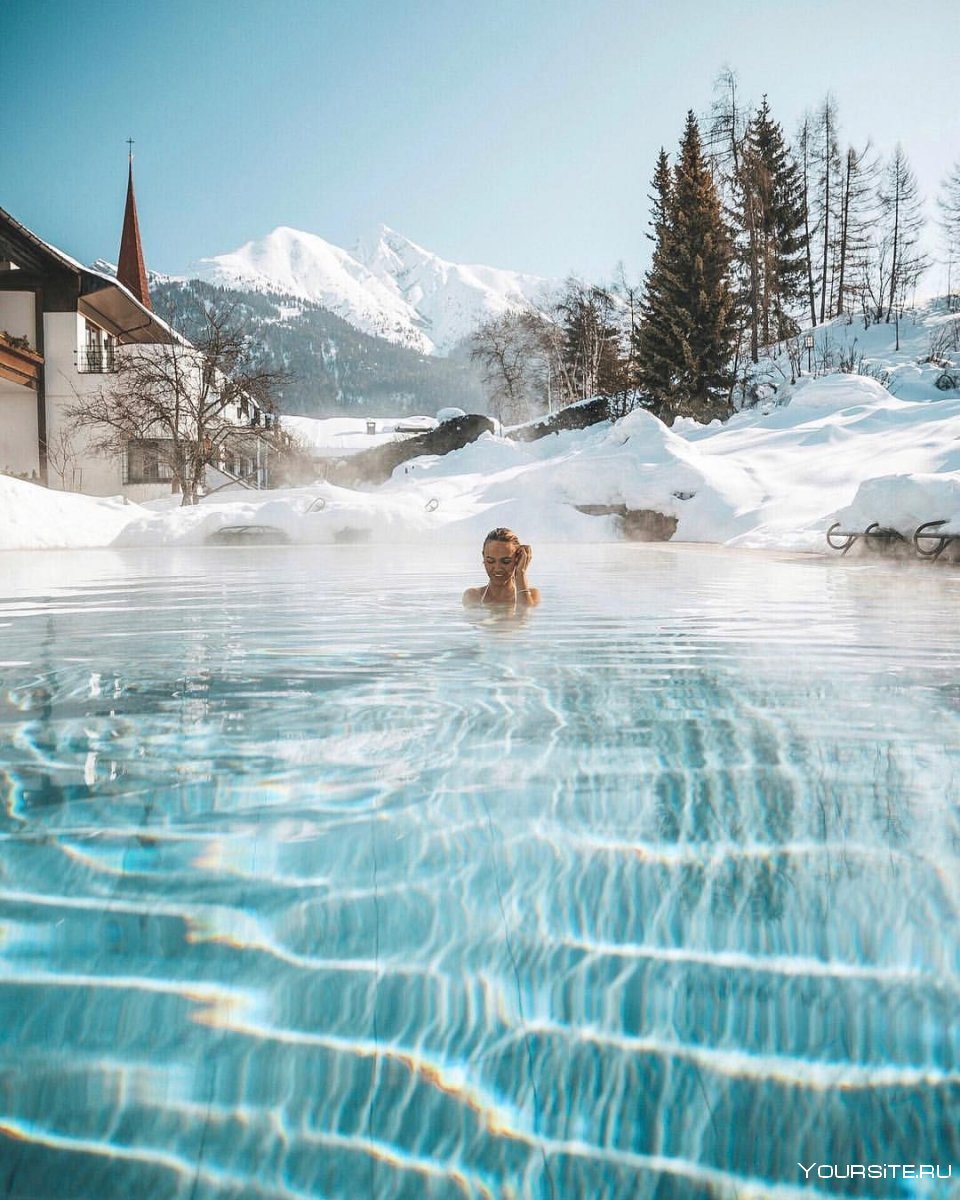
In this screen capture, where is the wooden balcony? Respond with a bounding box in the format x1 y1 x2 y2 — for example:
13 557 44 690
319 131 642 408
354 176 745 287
0 336 43 389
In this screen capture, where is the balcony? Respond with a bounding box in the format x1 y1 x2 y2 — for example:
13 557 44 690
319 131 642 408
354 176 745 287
0 334 43 389
76 344 117 374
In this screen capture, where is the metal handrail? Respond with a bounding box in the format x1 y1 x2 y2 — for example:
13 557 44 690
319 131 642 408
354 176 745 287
77 346 116 374
827 519 960 562
914 519 958 561
826 522 907 555
204 470 259 494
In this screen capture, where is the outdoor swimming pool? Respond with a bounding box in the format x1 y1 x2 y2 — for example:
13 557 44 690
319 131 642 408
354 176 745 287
1 543 958 1199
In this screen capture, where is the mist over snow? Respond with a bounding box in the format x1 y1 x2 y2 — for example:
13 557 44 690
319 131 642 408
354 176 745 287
191 224 548 355
1 302 950 559
3 303 959 558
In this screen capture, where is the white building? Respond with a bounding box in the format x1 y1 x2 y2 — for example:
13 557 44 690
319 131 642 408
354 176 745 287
0 163 272 501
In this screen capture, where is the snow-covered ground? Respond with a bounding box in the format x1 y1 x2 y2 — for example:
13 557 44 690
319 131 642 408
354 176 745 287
2 305 958 556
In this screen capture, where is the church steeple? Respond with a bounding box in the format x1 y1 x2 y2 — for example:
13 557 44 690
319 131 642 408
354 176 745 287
116 141 152 310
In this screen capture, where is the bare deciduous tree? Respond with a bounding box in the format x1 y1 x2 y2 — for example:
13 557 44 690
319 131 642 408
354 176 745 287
795 112 819 327
44 425 83 491
937 159 960 308
834 141 877 319
67 305 287 505
860 146 929 345
704 66 748 205
813 95 843 324
470 311 545 425
554 277 627 405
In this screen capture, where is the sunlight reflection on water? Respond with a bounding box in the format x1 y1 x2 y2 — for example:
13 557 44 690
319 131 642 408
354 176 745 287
1 543 959 1199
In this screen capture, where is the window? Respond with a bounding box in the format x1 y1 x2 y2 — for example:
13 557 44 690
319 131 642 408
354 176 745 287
124 439 175 484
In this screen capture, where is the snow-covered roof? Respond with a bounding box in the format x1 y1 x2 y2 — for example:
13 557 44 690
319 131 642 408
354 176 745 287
0 204 178 346
282 415 438 456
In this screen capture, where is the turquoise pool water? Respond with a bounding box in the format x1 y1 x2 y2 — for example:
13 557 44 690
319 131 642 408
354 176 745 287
1 543 958 1199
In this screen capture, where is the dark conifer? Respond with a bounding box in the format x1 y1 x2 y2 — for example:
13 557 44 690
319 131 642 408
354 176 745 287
634 149 679 413
738 97 807 356
638 112 738 422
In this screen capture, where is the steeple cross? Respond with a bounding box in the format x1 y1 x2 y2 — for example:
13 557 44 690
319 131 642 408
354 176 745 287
126 137 134 162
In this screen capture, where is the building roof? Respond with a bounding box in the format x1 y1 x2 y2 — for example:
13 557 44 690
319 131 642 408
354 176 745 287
0 204 175 344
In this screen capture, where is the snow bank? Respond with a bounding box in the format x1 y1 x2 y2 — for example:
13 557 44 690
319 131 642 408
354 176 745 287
0 477 135 551
832 474 960 536
3 304 960 557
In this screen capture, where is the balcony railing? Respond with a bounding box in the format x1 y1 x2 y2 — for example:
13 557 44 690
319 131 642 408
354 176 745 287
77 345 117 374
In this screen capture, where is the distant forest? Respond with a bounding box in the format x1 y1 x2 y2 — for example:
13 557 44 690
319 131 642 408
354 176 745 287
150 278 486 418
470 72 960 428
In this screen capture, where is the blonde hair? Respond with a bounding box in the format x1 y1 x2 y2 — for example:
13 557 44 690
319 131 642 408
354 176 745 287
483 527 520 548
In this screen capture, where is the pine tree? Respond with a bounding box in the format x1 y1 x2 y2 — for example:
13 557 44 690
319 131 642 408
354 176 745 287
648 147 674 241
638 113 739 422
634 149 679 413
737 97 807 358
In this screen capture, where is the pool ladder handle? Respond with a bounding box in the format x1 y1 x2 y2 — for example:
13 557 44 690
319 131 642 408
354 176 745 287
825 521 908 555
913 519 959 561
826 519 958 559
304 495 439 513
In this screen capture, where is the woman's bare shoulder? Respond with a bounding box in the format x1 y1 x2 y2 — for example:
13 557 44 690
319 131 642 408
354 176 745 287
462 587 484 606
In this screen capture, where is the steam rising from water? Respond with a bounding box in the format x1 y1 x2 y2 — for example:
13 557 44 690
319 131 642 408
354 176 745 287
1 544 959 1198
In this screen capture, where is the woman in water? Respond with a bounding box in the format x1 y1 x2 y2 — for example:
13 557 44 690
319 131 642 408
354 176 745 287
462 527 541 609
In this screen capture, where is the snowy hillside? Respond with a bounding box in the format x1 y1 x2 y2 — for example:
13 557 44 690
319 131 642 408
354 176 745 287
191 224 547 355
149 277 487 417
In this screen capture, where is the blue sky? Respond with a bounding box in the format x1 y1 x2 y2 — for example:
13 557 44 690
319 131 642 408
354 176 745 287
2 0 958 288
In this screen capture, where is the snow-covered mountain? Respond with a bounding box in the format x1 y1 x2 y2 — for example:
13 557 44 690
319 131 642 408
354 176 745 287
190 225 548 355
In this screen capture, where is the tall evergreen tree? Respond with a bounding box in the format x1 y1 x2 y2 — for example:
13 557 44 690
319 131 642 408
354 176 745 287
737 96 807 358
638 113 738 422
648 147 674 241
634 149 679 413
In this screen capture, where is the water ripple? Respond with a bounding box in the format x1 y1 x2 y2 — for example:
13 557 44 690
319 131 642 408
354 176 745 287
2 545 960 1198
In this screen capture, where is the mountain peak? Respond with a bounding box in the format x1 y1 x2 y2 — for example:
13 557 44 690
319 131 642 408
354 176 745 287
354 224 432 267
192 225 549 355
